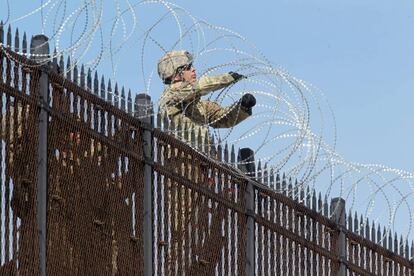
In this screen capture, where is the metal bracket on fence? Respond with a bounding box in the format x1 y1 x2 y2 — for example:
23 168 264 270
245 209 255 218
143 157 155 166
140 121 154 131
37 97 50 111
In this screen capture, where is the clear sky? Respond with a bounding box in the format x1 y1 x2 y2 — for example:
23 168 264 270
177 0 414 173
2 0 413 172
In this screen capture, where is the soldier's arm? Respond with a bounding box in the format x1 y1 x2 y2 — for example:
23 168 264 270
195 74 235 95
163 74 235 107
201 100 251 129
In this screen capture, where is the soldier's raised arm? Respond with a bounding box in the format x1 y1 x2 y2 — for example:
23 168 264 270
161 73 235 107
196 73 235 94
194 71 246 98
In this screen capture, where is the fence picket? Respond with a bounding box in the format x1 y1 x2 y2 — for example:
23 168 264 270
107 79 112 104
189 126 195 148
7 25 11 48
5 26 11 86
93 71 99 96
127 89 132 114
13 28 20 90
275 173 280 193
411 241 414 261
257 160 262 183
323 195 328 217
66 56 71 80
197 128 202 151
100 75 105 100
405 239 409 259
80 65 85 88
113 83 119 108
58 55 64 76
121 86 125 111
14 28 19 52
22 32 27 54
388 231 393 274
224 143 229 163
365 219 370 272
269 168 275 191
87 68 92 91
0 21 3 44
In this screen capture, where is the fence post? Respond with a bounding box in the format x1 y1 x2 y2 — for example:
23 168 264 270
238 148 255 276
136 93 154 276
31 34 49 276
331 197 346 276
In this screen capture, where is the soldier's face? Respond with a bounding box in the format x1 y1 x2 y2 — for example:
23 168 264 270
181 64 196 82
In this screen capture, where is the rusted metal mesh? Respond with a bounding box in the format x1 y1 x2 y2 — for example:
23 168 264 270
0 47 41 275
346 231 414 275
45 70 145 275
253 183 340 276
153 128 247 275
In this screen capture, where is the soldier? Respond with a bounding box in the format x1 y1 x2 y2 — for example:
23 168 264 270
158 50 256 134
158 50 256 273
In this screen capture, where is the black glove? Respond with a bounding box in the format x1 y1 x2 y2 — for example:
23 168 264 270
240 93 256 116
229 71 247 82
241 93 256 109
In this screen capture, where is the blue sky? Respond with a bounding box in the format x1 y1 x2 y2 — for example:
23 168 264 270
178 0 414 172
2 0 413 173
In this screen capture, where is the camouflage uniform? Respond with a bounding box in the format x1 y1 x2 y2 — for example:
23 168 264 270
159 73 251 134
1 104 26 142
158 51 255 271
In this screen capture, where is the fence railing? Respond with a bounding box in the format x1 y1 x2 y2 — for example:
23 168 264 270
0 24 413 275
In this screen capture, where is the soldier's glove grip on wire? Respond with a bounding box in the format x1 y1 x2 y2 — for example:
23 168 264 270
229 71 247 82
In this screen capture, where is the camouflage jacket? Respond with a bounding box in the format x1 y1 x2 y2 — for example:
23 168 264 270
159 73 235 119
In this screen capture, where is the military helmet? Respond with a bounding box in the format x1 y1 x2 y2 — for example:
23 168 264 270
157 50 193 82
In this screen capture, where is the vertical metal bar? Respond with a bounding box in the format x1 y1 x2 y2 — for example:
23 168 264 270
331 197 346 276
136 93 153 276
30 34 49 276
238 148 255 276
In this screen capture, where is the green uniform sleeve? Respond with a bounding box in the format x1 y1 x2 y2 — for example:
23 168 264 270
195 74 235 95
160 73 235 108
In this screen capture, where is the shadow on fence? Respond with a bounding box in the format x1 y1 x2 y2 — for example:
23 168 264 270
0 24 413 275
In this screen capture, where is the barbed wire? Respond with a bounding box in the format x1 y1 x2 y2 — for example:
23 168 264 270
1 0 414 242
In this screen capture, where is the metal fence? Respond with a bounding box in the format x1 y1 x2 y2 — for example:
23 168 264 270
0 25 413 275
1 28 145 275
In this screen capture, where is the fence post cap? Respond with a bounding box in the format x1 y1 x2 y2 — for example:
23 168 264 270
30 34 49 63
331 197 345 205
331 197 346 226
238 147 255 175
239 147 254 160
136 93 151 101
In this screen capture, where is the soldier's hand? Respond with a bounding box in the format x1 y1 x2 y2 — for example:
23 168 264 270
229 71 247 82
240 93 256 116
241 93 256 109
